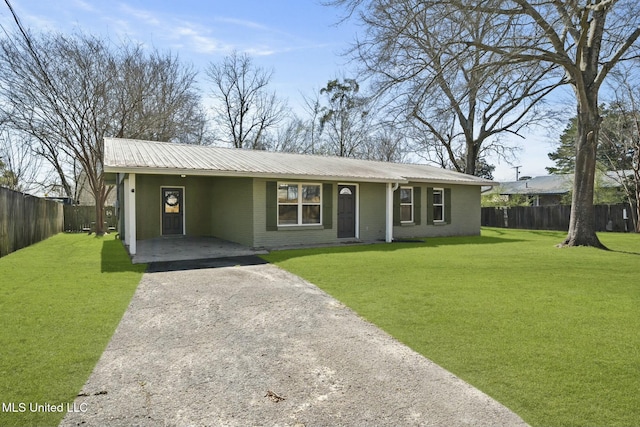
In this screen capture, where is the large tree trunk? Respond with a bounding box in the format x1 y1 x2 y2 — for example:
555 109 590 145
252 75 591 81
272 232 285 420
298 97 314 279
92 174 112 236
562 101 607 248
634 170 640 233
634 159 640 233
465 138 479 176
94 188 106 236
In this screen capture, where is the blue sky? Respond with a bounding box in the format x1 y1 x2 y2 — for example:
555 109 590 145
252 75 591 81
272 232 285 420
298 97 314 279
1 0 560 181
3 0 357 109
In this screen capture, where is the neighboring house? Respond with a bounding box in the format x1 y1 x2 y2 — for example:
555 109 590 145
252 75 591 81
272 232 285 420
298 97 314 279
76 170 117 206
43 196 75 205
484 173 624 206
103 138 495 255
484 175 572 206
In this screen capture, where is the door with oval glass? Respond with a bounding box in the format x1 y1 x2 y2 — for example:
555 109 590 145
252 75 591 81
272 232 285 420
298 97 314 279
338 185 356 238
162 187 184 235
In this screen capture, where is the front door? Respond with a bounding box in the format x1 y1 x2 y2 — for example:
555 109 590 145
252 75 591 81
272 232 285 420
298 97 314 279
161 187 184 235
338 185 356 238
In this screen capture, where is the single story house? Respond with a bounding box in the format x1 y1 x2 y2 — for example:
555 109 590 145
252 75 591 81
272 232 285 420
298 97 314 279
103 138 495 255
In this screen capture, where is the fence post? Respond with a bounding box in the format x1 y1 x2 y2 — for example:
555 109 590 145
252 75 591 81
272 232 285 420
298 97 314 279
62 205 117 233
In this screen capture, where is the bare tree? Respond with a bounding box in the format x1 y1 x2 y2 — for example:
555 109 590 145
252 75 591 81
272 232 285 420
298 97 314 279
269 89 329 155
110 46 209 145
362 125 407 162
207 51 287 149
470 0 640 247
319 78 371 157
292 81 409 161
300 90 324 154
330 0 640 247
0 130 47 192
328 0 559 176
601 66 640 232
0 9 207 234
267 116 308 153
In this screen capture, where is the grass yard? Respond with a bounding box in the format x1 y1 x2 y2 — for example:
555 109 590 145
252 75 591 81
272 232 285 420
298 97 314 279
263 228 640 427
0 233 145 427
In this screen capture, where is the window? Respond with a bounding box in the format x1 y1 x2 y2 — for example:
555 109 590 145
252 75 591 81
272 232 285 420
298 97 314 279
433 188 444 222
400 187 413 223
278 183 321 225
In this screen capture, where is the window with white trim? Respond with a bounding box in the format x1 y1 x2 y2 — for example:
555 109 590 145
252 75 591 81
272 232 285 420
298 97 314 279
433 188 444 222
277 183 322 225
400 187 413 223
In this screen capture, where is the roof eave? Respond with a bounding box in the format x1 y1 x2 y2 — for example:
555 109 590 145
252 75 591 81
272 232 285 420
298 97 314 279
500 191 569 195
103 165 410 184
407 178 496 186
104 165 495 186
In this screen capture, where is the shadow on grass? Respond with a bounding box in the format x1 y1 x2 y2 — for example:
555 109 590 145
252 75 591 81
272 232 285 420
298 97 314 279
264 234 525 263
524 229 568 238
487 228 640 255
610 249 640 256
101 238 147 273
417 235 525 247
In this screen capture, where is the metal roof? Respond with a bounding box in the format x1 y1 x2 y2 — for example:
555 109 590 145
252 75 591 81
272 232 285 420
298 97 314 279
495 175 572 195
491 173 624 195
104 138 495 186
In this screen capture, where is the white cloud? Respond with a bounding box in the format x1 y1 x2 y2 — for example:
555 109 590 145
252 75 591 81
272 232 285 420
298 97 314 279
212 15 314 56
243 47 277 57
72 0 96 12
12 8 58 32
172 25 230 54
118 4 161 26
214 17 271 32
7 1 335 76
101 16 136 41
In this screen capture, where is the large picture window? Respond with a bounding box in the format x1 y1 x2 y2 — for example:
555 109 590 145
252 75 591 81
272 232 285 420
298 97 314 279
433 188 444 222
278 183 322 225
400 187 413 223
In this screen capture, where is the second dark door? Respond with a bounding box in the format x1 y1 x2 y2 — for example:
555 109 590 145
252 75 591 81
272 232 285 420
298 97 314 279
338 185 356 238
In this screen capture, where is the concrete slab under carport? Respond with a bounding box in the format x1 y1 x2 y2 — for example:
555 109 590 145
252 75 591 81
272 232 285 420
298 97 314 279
130 236 268 264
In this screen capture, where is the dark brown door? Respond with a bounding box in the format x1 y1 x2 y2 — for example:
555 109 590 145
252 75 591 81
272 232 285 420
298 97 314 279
338 185 356 238
162 187 184 235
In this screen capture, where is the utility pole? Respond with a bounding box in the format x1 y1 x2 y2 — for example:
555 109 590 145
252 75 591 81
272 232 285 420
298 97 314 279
513 165 522 181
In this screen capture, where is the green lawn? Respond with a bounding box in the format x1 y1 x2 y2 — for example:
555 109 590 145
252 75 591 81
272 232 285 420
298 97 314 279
0 233 145 427
263 228 640 427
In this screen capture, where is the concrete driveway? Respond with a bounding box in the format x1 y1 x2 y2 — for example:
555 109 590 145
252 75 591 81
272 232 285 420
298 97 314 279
61 257 528 427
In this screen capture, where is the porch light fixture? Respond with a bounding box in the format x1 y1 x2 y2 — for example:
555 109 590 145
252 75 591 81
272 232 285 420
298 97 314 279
180 174 186 178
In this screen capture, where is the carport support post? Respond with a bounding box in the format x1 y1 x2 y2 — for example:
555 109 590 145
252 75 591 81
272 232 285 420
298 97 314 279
127 173 137 255
123 176 130 246
385 182 394 243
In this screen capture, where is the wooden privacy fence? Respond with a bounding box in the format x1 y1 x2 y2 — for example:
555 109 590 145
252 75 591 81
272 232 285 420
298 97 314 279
63 205 117 232
0 187 64 257
482 203 636 232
